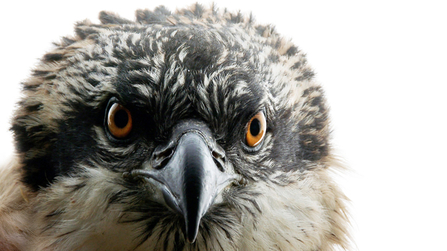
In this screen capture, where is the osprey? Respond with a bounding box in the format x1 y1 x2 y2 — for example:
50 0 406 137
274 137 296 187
0 4 350 251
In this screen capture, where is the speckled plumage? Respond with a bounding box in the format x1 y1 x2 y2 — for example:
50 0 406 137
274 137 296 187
0 4 350 250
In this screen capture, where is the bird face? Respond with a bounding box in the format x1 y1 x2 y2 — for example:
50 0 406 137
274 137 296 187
9 5 350 251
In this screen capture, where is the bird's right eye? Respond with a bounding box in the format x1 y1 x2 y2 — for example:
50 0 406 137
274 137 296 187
107 103 133 139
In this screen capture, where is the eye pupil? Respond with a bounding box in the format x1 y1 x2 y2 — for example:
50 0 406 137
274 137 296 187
250 118 261 136
114 109 129 128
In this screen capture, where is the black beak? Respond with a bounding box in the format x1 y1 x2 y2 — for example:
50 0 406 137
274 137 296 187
130 121 239 242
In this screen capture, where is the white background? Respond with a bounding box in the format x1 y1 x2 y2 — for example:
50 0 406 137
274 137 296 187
1 1 446 250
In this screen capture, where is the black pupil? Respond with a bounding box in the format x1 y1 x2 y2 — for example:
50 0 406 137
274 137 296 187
114 109 129 128
250 118 261 136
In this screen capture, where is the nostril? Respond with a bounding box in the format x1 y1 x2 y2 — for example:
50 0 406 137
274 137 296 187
212 151 220 159
211 145 225 160
152 147 174 169
211 150 226 172
158 148 173 160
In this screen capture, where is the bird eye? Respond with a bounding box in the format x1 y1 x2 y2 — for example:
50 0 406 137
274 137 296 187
245 111 266 147
107 103 132 139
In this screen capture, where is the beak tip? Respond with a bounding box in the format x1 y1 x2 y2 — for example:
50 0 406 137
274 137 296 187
185 219 199 243
187 234 197 243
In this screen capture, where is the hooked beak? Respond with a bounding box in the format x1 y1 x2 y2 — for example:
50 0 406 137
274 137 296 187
130 122 239 242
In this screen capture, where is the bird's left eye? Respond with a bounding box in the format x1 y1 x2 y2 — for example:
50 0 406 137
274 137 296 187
245 111 266 147
107 103 133 139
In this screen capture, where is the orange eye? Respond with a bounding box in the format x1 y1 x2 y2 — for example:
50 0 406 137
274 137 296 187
245 111 266 147
107 103 132 139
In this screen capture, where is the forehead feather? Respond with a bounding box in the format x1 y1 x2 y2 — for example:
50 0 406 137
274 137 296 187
17 3 319 144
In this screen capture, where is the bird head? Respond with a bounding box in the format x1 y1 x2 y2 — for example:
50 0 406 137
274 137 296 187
11 4 350 250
